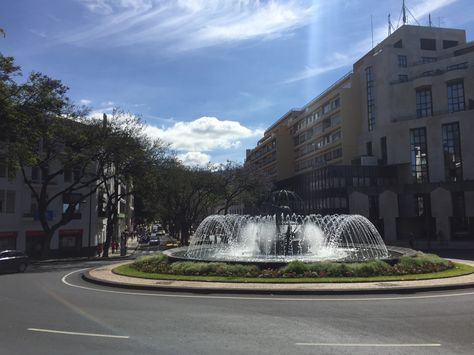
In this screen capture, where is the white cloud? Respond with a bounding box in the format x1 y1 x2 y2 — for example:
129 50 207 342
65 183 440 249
144 116 262 152
177 151 211 167
65 1 314 52
80 99 92 105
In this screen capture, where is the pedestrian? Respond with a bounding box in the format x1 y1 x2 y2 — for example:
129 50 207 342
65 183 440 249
96 243 103 257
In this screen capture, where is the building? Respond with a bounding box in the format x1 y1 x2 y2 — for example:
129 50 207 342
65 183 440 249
0 162 100 257
246 24 474 246
0 136 134 258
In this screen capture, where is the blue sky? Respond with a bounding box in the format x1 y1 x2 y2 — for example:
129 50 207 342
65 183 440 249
1 0 474 165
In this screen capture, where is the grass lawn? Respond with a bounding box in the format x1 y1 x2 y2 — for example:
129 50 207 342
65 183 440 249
113 262 474 283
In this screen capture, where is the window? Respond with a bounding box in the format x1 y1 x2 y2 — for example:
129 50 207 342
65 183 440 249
420 38 436 50
414 194 430 216
422 56 437 63
416 87 433 117
410 127 429 183
443 40 458 49
331 131 341 142
366 141 372 156
0 190 15 214
452 192 465 217
380 136 387 165
447 80 465 113
369 196 379 219
62 193 81 216
442 122 462 182
399 74 408 82
331 115 341 126
365 66 375 131
398 55 407 68
6 191 15 213
394 39 403 48
0 162 6 178
322 102 331 114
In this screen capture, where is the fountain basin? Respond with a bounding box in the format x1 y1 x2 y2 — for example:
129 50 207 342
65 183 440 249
163 245 416 267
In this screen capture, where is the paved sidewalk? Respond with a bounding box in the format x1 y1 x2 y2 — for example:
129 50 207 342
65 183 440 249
83 259 474 295
32 238 139 264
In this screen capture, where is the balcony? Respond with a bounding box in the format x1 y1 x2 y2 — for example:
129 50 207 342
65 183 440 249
391 105 474 123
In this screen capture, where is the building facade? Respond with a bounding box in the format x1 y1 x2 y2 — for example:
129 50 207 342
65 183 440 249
246 24 474 246
0 155 134 258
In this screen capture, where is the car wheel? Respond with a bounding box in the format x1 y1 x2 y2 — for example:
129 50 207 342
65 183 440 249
18 263 27 273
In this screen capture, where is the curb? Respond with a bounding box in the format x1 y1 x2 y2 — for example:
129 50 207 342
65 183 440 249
81 262 474 295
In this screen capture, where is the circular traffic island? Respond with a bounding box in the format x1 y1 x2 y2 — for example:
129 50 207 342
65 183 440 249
113 250 473 284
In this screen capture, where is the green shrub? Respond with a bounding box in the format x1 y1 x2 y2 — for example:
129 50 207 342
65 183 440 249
394 253 453 274
131 251 453 278
132 253 169 273
169 261 259 277
281 260 307 275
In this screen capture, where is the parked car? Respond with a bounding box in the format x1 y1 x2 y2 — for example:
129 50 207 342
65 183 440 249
0 250 29 273
149 233 160 246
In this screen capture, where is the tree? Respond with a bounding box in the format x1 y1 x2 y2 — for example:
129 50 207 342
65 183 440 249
154 163 219 245
2 54 110 257
213 161 272 215
96 109 168 257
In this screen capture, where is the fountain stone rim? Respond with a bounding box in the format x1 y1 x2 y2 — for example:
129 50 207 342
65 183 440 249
162 245 418 266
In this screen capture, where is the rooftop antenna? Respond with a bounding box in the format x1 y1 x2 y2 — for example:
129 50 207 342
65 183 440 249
429 13 432 27
371 15 374 48
397 0 420 27
402 0 407 25
388 14 395 35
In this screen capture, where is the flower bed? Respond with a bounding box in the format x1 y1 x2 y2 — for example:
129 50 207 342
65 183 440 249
131 252 454 278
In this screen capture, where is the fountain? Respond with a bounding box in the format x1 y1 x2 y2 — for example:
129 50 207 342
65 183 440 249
165 190 392 264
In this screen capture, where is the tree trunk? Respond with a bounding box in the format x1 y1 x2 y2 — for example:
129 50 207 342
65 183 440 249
180 225 190 246
40 232 53 259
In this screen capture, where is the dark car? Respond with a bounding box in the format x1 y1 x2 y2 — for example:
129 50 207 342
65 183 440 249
149 233 160 246
0 250 29 273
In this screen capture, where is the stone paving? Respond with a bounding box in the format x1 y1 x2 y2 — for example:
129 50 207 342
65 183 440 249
84 259 474 294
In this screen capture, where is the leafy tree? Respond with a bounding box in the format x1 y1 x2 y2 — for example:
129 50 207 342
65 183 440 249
96 109 168 257
1 56 108 257
213 161 272 214
155 163 219 245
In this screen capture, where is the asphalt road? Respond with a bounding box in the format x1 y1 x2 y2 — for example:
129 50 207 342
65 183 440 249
1 255 474 355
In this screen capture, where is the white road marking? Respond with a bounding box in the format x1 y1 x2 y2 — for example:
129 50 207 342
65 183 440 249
62 268 474 302
28 328 129 339
296 343 441 347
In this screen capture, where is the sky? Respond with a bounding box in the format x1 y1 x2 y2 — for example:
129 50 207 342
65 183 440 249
1 0 474 166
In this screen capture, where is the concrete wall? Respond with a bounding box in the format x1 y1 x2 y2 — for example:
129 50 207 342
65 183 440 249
348 191 369 217
431 187 452 241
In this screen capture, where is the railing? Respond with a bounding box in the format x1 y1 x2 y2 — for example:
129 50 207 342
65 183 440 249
391 106 473 123
390 61 469 85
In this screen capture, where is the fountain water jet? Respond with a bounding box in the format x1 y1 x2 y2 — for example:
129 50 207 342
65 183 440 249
183 213 389 263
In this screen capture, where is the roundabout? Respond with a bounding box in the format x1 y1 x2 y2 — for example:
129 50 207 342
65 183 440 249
83 258 474 295
2 258 474 354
